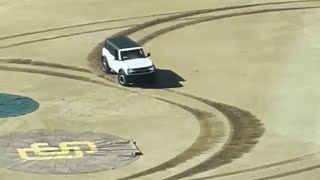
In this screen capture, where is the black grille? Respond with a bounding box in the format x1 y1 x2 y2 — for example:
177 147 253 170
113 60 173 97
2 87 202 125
132 66 151 71
130 66 152 74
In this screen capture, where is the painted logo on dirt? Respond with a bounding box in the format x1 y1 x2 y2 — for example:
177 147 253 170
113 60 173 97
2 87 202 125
17 141 98 161
0 129 142 174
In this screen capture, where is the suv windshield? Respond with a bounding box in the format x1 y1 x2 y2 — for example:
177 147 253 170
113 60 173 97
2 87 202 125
120 49 145 60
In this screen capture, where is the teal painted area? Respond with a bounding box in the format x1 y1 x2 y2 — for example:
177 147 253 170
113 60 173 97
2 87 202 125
0 93 39 118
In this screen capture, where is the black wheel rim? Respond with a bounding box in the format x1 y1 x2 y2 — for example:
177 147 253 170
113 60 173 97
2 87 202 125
102 62 106 71
119 75 125 84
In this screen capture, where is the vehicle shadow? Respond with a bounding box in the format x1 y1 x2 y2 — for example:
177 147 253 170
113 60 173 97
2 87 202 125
130 69 185 89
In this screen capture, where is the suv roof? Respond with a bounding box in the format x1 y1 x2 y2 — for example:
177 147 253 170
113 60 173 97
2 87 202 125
106 36 141 50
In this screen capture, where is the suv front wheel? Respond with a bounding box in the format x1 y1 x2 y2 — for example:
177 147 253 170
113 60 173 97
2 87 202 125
118 70 129 86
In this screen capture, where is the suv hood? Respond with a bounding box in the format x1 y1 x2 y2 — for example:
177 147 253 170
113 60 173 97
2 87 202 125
125 58 153 69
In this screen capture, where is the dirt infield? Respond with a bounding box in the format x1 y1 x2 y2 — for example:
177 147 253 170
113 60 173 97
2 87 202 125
0 0 320 179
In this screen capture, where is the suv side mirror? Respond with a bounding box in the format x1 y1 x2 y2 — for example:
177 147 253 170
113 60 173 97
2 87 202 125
146 53 151 57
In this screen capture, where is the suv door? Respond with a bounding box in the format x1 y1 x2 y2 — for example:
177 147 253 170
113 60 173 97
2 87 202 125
107 46 122 73
112 49 121 72
103 43 115 71
103 42 114 62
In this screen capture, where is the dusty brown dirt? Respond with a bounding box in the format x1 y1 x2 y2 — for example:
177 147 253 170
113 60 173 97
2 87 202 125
0 0 320 180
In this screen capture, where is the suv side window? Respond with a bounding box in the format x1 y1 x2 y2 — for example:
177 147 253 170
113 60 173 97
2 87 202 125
105 41 118 59
109 46 114 56
106 42 114 55
105 41 113 51
104 41 108 49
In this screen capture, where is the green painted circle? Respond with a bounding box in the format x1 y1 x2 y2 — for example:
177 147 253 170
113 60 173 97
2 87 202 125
0 93 39 118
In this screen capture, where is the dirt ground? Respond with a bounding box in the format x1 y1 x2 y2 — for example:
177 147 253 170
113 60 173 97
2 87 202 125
0 0 320 179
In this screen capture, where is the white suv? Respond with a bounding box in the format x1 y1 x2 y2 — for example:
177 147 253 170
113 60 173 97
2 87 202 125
101 36 156 86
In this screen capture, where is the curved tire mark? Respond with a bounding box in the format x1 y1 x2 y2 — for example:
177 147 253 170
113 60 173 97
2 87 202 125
191 152 319 180
0 2 315 50
253 164 320 180
111 4 320 180
88 1 318 78
0 11 184 41
162 92 265 180
87 41 106 75
0 65 116 89
2 0 316 179
0 64 215 116
0 65 221 175
0 61 226 180
0 58 92 73
119 97 226 180
138 6 320 45
0 0 314 42
130 5 319 180
0 25 136 50
111 0 314 38
86 2 320 180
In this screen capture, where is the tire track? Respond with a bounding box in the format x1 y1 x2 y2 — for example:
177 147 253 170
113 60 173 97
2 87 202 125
118 97 225 180
0 1 313 50
253 164 320 180
0 18 201 50
2 4 316 179
0 65 116 89
2 0 318 179
0 64 216 125
100 3 319 180
138 6 320 45
87 0 317 76
161 92 264 180
0 61 226 177
118 91 265 180
0 11 184 41
0 58 91 73
0 24 136 49
111 0 314 38
0 64 219 170
0 0 313 42
126 5 319 180
190 152 319 180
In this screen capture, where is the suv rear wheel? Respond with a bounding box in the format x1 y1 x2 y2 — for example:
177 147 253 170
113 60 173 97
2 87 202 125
101 56 111 74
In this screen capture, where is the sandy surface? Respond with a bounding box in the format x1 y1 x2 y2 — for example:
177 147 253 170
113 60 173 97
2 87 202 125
0 0 320 179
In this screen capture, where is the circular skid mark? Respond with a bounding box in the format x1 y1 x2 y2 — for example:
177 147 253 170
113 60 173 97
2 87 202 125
107 3 319 179
3 1 318 175
0 129 141 174
137 6 320 45
0 61 229 179
0 93 39 118
87 3 284 179
162 92 265 180
110 0 315 38
118 98 226 180
119 94 265 180
0 58 92 73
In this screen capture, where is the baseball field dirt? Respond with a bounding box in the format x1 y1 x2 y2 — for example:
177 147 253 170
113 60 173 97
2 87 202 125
0 0 319 179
